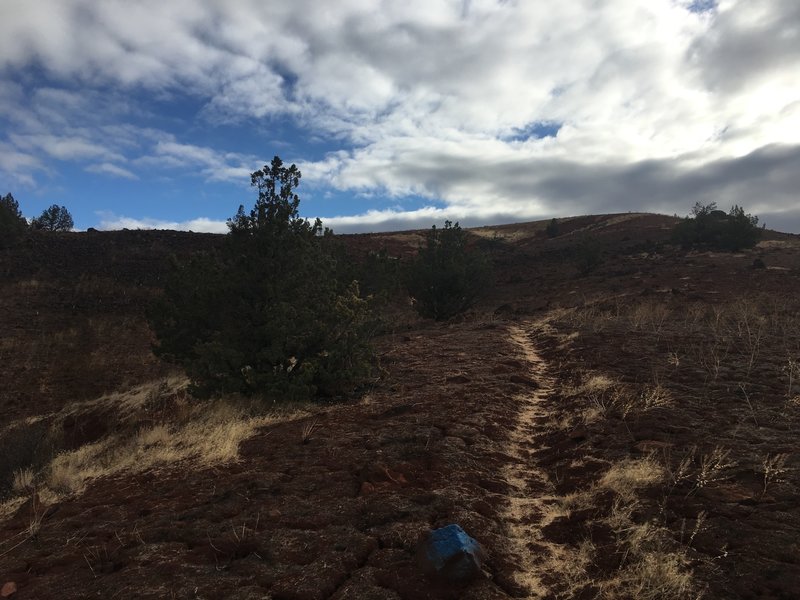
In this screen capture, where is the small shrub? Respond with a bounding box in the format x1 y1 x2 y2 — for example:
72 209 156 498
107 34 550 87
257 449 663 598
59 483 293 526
405 221 490 320
0 422 53 498
574 237 603 275
12 467 35 493
545 218 560 238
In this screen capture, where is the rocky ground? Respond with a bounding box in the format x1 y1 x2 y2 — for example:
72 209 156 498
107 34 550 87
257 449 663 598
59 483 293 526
1 215 799 598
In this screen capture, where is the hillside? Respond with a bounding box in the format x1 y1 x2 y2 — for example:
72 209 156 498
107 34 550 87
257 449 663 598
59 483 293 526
1 214 799 599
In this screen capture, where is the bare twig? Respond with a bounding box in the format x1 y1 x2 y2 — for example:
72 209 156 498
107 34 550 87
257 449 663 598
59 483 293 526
738 384 758 428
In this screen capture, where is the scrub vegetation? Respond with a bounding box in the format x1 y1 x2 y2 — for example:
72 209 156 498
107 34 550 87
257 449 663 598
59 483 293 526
1 192 797 599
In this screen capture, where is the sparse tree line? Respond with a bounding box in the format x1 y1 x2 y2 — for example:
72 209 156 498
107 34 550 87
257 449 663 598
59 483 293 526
4 166 764 405
548 201 763 276
671 201 762 251
148 153 762 407
0 193 74 246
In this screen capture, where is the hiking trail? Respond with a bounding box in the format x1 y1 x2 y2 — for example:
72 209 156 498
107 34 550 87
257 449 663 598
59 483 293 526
502 322 558 598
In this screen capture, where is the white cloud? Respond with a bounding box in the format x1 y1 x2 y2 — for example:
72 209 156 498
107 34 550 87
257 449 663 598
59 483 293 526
1 0 799 229
10 133 123 162
0 142 42 187
139 141 261 183
323 206 450 233
85 162 138 180
97 212 228 233
96 207 445 235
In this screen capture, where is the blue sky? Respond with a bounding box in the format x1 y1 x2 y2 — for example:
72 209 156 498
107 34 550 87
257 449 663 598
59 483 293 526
1 0 799 233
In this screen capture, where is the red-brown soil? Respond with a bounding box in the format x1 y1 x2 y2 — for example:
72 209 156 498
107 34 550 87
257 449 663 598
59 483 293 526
1 214 799 598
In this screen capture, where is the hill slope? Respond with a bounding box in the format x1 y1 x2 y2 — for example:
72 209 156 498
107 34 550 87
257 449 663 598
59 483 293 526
1 214 799 599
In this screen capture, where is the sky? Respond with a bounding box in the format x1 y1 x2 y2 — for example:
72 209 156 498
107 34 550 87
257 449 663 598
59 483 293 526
1 0 799 234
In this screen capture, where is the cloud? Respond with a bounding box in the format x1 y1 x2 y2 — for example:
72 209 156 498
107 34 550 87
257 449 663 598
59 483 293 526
85 162 138 180
323 206 450 233
10 133 123 162
0 84 162 185
310 140 800 230
92 141 800 234
1 0 799 231
690 0 800 92
139 141 261 183
96 206 445 235
97 212 228 233
0 142 42 187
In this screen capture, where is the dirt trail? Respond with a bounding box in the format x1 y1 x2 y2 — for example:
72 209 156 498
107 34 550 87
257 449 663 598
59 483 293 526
502 323 558 599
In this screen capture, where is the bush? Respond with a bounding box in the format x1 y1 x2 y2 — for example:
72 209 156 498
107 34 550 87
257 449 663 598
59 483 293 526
148 157 374 401
0 193 27 247
574 237 603 275
0 422 53 499
358 248 404 300
545 218 560 238
31 204 74 231
672 202 761 251
406 221 490 320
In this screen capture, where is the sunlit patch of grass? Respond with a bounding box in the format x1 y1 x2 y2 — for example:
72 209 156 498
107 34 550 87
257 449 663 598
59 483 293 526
0 379 316 520
599 457 665 502
604 550 694 600
45 399 310 497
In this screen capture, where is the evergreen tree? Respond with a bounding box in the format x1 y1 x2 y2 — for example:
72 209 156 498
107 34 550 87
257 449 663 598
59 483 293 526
149 157 374 401
406 221 490 320
0 193 27 247
31 205 74 231
672 202 761 251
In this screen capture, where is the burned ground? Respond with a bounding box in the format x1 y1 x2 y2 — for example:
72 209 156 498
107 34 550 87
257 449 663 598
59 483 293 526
1 214 799 598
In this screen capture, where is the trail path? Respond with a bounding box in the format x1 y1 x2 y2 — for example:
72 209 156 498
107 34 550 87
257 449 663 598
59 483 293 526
502 322 558 598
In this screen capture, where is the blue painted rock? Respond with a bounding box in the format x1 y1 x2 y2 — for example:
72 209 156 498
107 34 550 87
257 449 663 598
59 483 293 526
416 524 486 584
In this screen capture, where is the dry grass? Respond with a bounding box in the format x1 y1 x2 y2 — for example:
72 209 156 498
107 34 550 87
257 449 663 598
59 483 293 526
760 453 790 495
0 489 47 560
604 551 694 599
541 490 592 524
0 379 315 518
300 419 318 444
599 457 665 501
540 293 800 599
11 467 35 493
565 371 672 428
537 365 698 599
630 301 671 335
565 373 616 424
540 457 697 600
694 446 736 491
469 221 550 242
45 399 309 497
573 373 616 396
0 496 28 523
535 461 697 600
599 492 698 599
